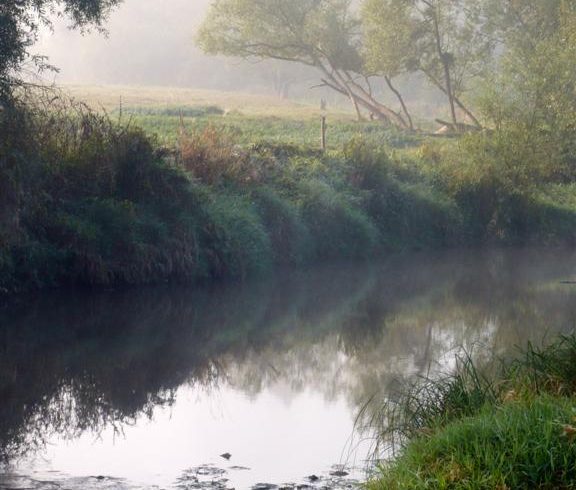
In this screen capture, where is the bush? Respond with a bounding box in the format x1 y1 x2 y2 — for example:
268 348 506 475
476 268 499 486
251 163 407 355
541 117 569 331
201 192 273 279
432 128 569 244
344 138 461 249
251 186 311 265
299 179 380 260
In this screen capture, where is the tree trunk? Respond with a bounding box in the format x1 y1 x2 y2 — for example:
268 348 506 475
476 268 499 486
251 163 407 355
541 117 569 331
318 64 412 129
332 70 364 121
430 4 458 128
385 76 414 131
321 78 393 126
344 76 408 128
422 69 482 128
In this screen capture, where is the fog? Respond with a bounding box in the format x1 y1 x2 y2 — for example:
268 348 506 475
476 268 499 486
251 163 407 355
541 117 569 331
35 0 317 96
33 0 443 112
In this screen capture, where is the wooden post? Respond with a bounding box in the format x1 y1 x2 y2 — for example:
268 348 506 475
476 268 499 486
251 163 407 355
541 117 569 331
321 116 327 152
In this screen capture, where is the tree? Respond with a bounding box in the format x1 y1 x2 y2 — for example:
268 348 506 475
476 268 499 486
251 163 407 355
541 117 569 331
478 0 576 134
197 0 413 128
362 0 416 129
0 0 122 101
363 0 493 129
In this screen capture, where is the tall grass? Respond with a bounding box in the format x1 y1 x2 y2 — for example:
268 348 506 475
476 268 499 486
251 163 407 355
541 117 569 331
366 334 576 489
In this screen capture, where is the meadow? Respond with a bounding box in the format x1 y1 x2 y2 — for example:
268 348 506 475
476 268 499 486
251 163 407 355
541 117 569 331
65 84 423 148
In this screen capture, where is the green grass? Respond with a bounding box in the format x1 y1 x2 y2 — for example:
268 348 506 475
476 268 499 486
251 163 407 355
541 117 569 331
127 113 422 150
367 334 576 489
62 84 423 149
371 396 576 490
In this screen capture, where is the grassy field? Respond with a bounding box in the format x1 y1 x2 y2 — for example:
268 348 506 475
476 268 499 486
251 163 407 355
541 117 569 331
62 84 423 149
63 84 344 117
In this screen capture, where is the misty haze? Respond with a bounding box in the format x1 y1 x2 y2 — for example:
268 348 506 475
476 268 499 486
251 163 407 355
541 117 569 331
2 1 576 489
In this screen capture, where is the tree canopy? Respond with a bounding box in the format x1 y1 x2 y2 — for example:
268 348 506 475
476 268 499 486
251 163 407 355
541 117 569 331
198 0 574 132
197 0 412 128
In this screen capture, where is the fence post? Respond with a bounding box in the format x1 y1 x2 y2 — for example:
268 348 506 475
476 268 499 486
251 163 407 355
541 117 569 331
321 116 327 152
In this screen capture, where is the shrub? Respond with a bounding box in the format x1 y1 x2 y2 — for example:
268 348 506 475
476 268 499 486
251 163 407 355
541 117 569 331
201 192 273 279
432 128 569 243
251 186 311 265
299 179 380 260
344 138 461 249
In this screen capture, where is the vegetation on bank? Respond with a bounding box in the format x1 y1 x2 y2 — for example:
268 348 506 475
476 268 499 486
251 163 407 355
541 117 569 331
367 334 576 489
1 87 576 294
1 1 575 294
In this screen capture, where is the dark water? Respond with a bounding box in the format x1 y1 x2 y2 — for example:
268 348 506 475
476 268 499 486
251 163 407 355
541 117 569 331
1 248 576 489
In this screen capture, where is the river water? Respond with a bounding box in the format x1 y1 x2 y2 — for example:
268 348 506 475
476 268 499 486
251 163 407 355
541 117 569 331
1 248 576 489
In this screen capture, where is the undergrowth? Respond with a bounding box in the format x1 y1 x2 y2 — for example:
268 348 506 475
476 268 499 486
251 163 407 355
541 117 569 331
366 334 576 489
1 91 576 293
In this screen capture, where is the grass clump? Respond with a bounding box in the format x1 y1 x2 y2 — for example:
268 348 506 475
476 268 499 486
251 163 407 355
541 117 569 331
299 179 380 260
367 334 576 489
371 396 576 490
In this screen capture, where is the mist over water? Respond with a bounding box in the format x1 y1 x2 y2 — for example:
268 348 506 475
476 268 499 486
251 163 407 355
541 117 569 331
1 249 576 488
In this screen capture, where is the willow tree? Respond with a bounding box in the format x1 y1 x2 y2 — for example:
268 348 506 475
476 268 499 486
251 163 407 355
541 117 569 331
363 0 493 129
0 0 122 101
362 0 415 130
197 0 412 129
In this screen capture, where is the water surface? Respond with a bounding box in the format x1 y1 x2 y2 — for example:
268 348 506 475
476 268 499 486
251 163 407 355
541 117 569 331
1 248 576 489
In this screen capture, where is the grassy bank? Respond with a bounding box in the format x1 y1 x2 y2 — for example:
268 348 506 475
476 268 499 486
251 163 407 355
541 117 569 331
1 90 576 293
367 334 576 489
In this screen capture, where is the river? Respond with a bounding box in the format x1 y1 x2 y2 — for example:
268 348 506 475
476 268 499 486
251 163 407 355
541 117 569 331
1 248 575 489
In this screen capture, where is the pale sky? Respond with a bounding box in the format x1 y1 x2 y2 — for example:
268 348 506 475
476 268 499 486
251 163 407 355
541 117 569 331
35 0 246 88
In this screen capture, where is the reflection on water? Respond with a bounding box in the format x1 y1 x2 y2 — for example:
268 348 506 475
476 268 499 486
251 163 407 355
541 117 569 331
1 248 576 488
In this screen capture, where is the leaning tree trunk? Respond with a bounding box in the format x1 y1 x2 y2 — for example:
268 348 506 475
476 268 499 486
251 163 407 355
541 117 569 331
385 76 414 131
332 70 364 121
422 69 482 128
317 61 410 128
345 77 409 129
430 5 458 128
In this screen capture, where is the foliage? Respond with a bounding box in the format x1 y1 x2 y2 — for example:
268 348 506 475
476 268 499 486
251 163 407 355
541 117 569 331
4 92 576 293
368 332 576 489
299 179 381 260
362 0 414 79
197 0 411 127
0 94 462 293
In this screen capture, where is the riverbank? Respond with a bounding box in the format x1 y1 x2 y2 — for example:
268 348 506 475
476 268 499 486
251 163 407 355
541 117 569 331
1 93 576 293
367 334 576 489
